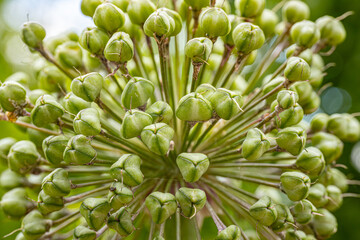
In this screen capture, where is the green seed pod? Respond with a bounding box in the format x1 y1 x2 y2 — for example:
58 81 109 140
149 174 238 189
235 0 265 18
1 188 34 218
319 168 348 192
285 57 311 82
249 196 278 226
209 88 243 120
310 113 329 133
324 185 343 211
158 8 183 36
309 67 323 89
255 9 279 37
31 94 64 126
185 37 213 64
107 207 135 236
15 232 26 240
302 90 320 114
199 7 231 38
222 15 242 46
311 132 343 164
312 208 337 239
316 16 346 46
21 210 51 240
121 110 153 139
38 65 68 92
80 198 111 230
276 127 306 156
121 77 154 109
119 14 142 40
290 81 313 106
284 229 309 240
42 168 71 197
28 89 48 106
195 83 216 100
282 0 310 24
71 72 103 102
280 171 311 201
37 190 64 215
175 187 206 218
63 134 97 165
107 182 133 210
74 108 101 136
275 103 304 128
287 47 313 65
42 135 69 165
20 22 46 49
5 72 30 87
184 0 209 11
262 76 285 104
81 0 102 17
290 20 320 48
327 113 360 142
292 199 317 224
232 22 265 54
176 93 213 121
176 153 209 182
110 154 143 186
108 0 129 12
55 41 83 69
141 123 174 155
271 204 294 232
0 81 27 112
145 192 177 224
242 128 270 161
0 137 16 164
296 147 325 181
146 101 173 124
104 31 134 63
94 3 125 33
307 183 329 208
63 92 91 115
28 126 51 148
215 225 241 240
144 10 175 37
79 27 110 54
277 90 299 109
8 140 39 174
127 0 156 25
73 225 97 240
0 169 24 189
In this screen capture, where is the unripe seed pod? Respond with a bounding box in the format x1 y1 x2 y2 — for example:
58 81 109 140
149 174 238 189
302 91 320 114
310 113 329 132
1 188 35 218
296 147 325 181
292 199 317 224
284 57 311 82
74 108 101 136
327 113 360 142
0 81 27 112
184 0 209 11
290 20 320 48
108 0 129 12
42 135 69 165
127 0 156 25
28 89 48 106
145 192 177 224
199 7 231 38
15 233 26 240
80 198 111 230
276 127 306 156
110 154 143 186
42 168 71 197
275 103 304 128
146 101 173 124
158 8 183 36
256 9 279 37
290 81 313 106
316 16 346 46
271 204 294 232
8 140 39 174
21 210 51 240
175 187 206 218
107 182 133 210
81 0 102 17
141 123 174 155
38 65 68 92
71 72 103 102
104 31 134 63
20 22 46 49
215 225 241 240
235 0 265 18
287 46 313 65
309 67 323 88
284 229 309 240
0 137 16 164
63 92 91 115
121 110 153 139
107 207 134 236
307 183 329 208
185 37 213 64
0 169 24 189
176 153 209 182
119 14 142 40
93 3 125 33
55 41 83 69
5 71 29 87
312 209 337 239
242 128 270 161
73 225 97 240
311 132 343 164
319 168 348 192
232 22 265 54
79 27 109 54
249 196 278 226
63 135 97 165
209 88 243 120
37 190 64 215
280 171 311 201
121 77 154 109
31 94 64 126
262 76 285 104
195 83 216 100
277 90 299 109
144 10 175 37
282 0 310 24
176 93 213 121
222 15 242 46
324 185 343 211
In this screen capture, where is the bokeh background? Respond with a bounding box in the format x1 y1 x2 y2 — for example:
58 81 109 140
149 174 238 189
0 0 360 239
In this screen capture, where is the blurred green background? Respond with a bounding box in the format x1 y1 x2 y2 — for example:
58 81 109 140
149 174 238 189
0 0 360 239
